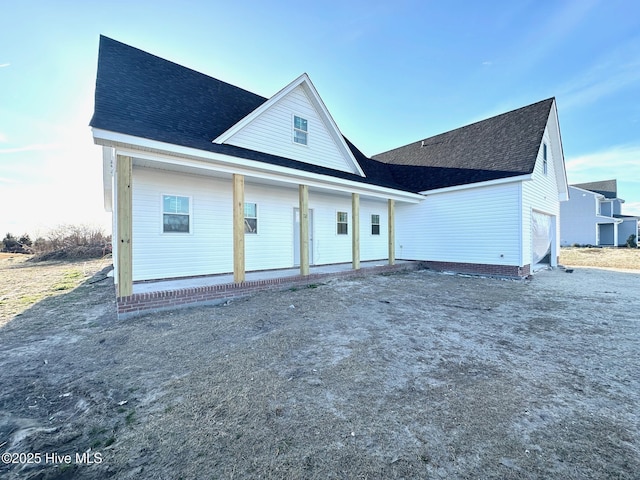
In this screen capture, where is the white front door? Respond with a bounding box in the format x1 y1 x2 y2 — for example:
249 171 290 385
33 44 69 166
293 208 313 266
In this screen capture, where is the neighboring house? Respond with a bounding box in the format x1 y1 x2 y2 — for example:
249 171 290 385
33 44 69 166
90 36 568 316
560 180 639 246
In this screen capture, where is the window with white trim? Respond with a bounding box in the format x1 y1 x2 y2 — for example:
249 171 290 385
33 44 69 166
543 143 548 175
163 195 190 233
337 211 348 235
244 203 257 234
371 214 380 235
293 115 308 145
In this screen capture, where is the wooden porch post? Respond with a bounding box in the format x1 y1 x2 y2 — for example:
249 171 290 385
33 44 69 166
388 199 395 265
352 193 360 270
116 155 133 297
233 174 245 283
299 185 310 276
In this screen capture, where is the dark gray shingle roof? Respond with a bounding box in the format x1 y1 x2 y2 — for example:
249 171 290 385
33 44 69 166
91 36 555 194
90 36 267 148
90 36 409 190
572 179 617 199
373 99 554 191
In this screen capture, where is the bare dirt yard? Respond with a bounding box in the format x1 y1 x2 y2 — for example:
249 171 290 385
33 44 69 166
1 250 639 479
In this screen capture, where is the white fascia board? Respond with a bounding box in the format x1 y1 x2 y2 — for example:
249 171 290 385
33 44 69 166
418 173 532 196
596 215 623 224
569 185 604 199
549 101 569 201
212 73 366 177
92 128 423 203
298 77 366 177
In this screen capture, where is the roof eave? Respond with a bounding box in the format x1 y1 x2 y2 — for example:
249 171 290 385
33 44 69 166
418 173 533 195
92 128 423 203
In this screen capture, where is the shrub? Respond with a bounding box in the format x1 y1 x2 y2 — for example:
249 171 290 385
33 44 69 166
30 224 112 261
627 234 637 249
1 233 33 254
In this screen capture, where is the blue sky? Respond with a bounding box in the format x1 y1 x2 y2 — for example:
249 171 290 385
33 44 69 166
1 0 639 237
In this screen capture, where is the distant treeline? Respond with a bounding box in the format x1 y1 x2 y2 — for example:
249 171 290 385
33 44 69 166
2 225 112 261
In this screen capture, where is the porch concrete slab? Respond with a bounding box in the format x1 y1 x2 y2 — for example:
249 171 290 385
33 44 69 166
132 260 412 294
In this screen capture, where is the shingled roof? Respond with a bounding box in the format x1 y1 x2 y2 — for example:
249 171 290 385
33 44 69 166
373 98 554 191
91 36 555 194
572 179 618 199
90 36 408 190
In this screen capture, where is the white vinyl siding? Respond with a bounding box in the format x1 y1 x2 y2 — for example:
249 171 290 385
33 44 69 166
132 167 233 281
243 183 297 271
522 125 561 266
395 182 521 265
560 187 615 246
360 201 388 261
130 167 391 281
246 189 390 267
307 191 352 265
224 85 357 174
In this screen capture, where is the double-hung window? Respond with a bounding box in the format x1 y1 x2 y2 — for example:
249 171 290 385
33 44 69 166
244 203 257 234
293 115 308 145
337 211 348 235
371 214 380 235
163 195 190 233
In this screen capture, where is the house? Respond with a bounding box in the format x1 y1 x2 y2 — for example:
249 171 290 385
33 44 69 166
560 180 639 246
90 36 568 317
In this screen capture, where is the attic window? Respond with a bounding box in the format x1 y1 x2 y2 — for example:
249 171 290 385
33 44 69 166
293 115 308 145
543 143 548 175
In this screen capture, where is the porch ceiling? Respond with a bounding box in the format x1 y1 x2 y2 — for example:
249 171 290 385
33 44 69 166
131 156 417 203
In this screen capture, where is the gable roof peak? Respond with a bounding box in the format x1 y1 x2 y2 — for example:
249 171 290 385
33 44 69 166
213 72 365 177
572 179 618 198
421 97 555 146
372 97 556 192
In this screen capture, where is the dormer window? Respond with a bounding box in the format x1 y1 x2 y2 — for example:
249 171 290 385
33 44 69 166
293 115 308 145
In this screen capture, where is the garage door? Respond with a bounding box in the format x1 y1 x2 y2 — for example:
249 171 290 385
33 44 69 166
532 211 552 266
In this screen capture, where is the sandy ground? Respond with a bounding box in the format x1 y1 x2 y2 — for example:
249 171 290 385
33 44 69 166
0 262 639 479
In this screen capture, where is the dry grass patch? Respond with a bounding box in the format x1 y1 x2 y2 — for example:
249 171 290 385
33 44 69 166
560 247 640 270
0 254 111 326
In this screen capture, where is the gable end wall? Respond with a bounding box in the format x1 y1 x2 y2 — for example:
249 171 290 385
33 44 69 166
225 85 356 174
522 125 561 264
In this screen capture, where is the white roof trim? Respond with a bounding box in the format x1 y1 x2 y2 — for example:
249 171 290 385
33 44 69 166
213 73 366 177
595 215 623 224
92 128 424 203
568 185 605 199
419 173 532 195
569 185 624 203
548 100 569 201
